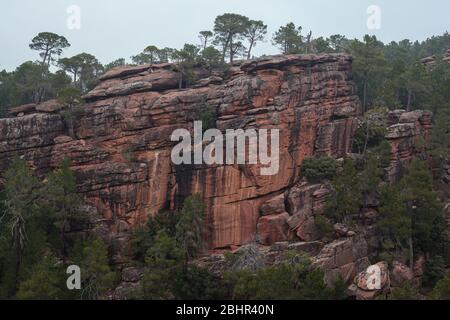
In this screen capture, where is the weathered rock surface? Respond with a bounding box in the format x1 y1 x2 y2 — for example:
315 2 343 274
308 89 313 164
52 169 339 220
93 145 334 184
0 54 361 256
312 235 369 286
421 49 450 68
385 109 433 183
390 261 414 287
257 212 291 245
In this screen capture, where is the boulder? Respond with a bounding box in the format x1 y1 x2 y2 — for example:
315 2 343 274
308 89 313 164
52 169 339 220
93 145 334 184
334 223 349 237
260 194 286 216
36 99 64 113
7 103 36 116
313 236 369 286
391 261 414 287
122 267 144 283
257 213 290 245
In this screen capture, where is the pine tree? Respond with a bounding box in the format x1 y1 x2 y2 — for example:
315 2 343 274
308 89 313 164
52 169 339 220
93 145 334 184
142 230 184 299
175 194 205 260
71 237 117 300
326 158 362 222
44 158 85 258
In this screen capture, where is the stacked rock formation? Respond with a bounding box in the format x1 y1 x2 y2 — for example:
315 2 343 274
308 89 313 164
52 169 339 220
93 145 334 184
385 109 433 183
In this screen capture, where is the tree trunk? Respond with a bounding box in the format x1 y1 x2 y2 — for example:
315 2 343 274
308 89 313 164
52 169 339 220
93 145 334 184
14 233 22 289
247 40 254 60
407 89 412 111
229 40 234 63
363 80 368 113
409 237 414 271
363 121 370 155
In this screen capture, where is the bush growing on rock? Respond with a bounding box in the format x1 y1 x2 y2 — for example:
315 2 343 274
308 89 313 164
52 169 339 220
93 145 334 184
224 252 345 300
325 158 363 222
423 256 446 289
16 253 67 300
175 194 205 260
386 283 419 300
302 157 338 183
314 215 334 238
71 236 118 300
132 210 179 262
432 271 450 300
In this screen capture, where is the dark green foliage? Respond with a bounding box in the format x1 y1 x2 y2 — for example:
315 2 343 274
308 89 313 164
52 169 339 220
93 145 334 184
272 22 303 54
142 230 184 299
0 157 43 293
314 215 334 238
175 194 205 259
132 210 179 262
400 159 445 256
0 62 72 113
201 46 224 73
368 140 392 168
326 158 362 222
71 237 117 300
432 271 450 300
0 157 87 299
359 156 383 210
57 87 82 107
58 53 103 92
423 256 446 288
225 253 343 300
16 253 67 300
388 282 419 300
377 185 410 260
142 230 223 300
104 58 126 71
172 265 225 300
302 157 338 183
44 159 87 255
352 121 388 155
377 159 446 270
194 104 217 131
349 35 387 112
213 13 250 62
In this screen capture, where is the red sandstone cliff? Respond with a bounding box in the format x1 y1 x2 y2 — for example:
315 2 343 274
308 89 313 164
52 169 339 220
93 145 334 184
0 54 362 256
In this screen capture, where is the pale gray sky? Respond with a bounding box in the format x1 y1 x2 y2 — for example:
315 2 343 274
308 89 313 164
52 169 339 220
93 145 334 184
1 0 449 71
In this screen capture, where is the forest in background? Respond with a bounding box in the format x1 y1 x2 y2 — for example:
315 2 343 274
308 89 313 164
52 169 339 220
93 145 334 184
0 13 449 300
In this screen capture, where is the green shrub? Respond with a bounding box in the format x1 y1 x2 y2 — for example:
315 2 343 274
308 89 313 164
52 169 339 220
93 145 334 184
388 283 419 300
352 122 388 154
423 256 446 288
314 215 334 238
193 104 217 131
432 271 450 300
302 157 338 182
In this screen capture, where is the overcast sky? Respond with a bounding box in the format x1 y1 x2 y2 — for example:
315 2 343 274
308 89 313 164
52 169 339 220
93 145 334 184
1 0 449 71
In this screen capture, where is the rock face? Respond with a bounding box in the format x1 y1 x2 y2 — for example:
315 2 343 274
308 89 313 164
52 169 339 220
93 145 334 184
313 235 369 286
386 109 433 182
0 54 361 254
421 49 450 68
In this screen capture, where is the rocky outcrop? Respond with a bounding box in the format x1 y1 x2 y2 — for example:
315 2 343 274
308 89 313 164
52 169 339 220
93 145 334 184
421 49 450 68
312 235 369 286
386 109 433 182
0 54 361 255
